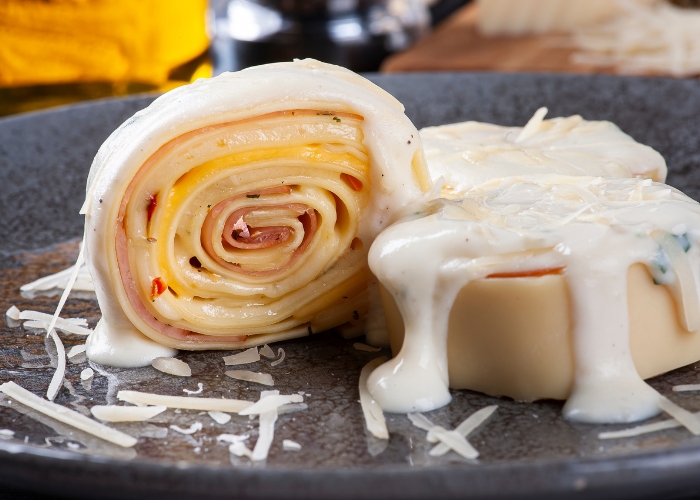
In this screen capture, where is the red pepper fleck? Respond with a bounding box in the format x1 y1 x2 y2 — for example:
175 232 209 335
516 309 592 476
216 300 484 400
341 173 363 191
147 194 158 223
150 277 167 301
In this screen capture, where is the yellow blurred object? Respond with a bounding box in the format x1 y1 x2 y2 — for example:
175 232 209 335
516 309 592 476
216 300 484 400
0 0 210 87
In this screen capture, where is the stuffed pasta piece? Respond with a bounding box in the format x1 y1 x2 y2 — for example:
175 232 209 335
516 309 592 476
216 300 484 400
83 59 430 367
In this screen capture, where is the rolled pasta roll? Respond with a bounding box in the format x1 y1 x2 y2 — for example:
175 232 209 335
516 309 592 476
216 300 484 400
83 59 430 367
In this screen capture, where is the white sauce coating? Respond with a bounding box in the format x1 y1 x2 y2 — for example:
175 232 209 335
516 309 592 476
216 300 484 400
86 318 177 368
368 176 700 423
82 59 427 366
420 108 667 198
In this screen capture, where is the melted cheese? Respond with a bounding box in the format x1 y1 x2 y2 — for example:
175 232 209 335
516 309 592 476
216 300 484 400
369 176 700 423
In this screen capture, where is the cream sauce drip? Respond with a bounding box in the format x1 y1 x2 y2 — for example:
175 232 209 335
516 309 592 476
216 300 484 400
368 176 700 423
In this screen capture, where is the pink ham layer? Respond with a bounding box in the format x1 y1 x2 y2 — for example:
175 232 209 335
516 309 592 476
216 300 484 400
201 187 318 278
113 110 357 343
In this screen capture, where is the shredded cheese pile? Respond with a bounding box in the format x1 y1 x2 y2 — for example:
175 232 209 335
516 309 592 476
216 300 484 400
572 0 700 77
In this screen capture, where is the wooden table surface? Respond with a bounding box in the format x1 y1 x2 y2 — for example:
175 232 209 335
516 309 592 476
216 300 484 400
382 2 616 74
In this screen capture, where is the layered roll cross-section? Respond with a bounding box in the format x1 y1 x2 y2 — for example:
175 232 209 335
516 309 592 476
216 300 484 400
83 60 429 367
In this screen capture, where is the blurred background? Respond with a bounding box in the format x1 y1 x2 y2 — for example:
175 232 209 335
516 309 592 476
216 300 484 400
1 0 699 117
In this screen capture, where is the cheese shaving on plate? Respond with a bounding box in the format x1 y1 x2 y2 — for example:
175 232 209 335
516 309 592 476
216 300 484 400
43 242 85 401
208 411 231 424
80 368 94 381
0 381 137 447
238 394 304 416
217 433 249 444
283 439 301 451
598 418 685 440
5 306 20 321
225 370 274 386
673 384 700 392
170 422 203 435
151 357 191 377
183 383 204 395
18 311 92 336
353 342 381 352
91 405 167 422
117 390 253 412
259 344 276 359
252 390 279 461
359 357 389 439
430 405 498 457
223 347 260 365
270 348 285 366
657 397 700 436
408 412 478 459
67 344 86 358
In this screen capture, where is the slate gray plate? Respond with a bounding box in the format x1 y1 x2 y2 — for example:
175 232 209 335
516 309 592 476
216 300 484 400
2 73 700 500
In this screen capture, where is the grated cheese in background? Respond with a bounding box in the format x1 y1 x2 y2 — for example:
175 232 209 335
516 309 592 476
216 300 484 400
225 370 274 386
90 405 166 422
572 0 700 77
80 368 94 381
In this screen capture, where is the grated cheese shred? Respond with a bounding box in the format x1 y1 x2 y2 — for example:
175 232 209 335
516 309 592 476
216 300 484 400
238 394 303 416
251 390 279 461
259 344 276 359
0 381 137 447
270 348 286 366
353 342 382 353
359 357 389 439
151 357 191 377
117 390 253 412
223 347 260 365
225 370 274 386
90 405 166 422
657 397 700 436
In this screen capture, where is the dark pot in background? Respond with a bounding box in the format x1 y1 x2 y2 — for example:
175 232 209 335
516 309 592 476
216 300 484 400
222 0 431 72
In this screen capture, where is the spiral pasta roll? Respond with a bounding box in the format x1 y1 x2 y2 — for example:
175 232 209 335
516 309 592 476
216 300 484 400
82 60 430 367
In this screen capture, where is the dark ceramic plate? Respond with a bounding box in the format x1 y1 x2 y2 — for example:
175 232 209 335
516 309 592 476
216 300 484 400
2 73 700 500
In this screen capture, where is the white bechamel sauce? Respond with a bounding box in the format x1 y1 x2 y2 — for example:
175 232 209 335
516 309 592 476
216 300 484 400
368 175 700 423
420 108 667 198
86 318 177 368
